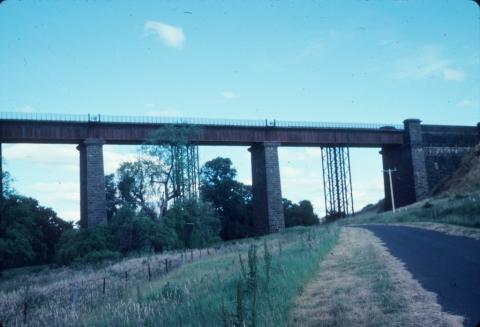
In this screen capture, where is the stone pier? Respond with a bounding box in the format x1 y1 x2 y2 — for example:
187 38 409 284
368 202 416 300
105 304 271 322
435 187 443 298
77 138 107 228
249 142 285 235
0 143 3 207
381 119 430 210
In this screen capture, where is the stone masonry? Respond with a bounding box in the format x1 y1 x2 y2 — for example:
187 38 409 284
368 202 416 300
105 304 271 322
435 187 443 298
404 119 430 201
381 119 429 210
77 138 107 228
249 142 285 235
0 143 3 208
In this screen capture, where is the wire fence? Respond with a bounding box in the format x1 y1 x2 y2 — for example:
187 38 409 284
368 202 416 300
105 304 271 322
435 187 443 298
0 112 404 130
0 245 230 326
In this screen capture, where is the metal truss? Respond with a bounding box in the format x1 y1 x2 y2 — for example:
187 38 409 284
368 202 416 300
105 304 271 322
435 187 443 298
171 144 200 202
321 147 354 219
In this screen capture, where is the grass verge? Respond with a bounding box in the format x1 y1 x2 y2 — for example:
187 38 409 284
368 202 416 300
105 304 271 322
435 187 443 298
291 227 463 327
0 225 338 327
342 192 480 239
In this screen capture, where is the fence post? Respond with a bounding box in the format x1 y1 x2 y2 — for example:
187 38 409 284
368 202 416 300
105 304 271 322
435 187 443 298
23 302 27 325
71 282 78 312
165 258 168 273
102 277 106 295
148 263 151 281
125 271 128 282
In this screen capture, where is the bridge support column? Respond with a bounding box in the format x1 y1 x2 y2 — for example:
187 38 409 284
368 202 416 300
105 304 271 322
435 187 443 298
77 138 107 228
381 119 429 210
249 142 285 235
0 143 3 207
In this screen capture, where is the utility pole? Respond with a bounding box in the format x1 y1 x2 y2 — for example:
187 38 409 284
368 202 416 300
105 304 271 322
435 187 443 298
383 168 397 213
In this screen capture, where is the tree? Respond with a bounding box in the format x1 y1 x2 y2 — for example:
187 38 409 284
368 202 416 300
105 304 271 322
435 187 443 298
116 160 163 220
200 157 253 240
109 206 180 253
105 174 121 222
0 194 73 269
1 170 14 199
283 199 319 227
142 124 201 213
163 200 221 248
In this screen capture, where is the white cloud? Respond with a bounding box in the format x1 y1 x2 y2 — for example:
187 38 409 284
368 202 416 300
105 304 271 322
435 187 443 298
24 181 81 221
144 20 185 48
394 46 466 82
457 99 474 107
443 68 465 82
60 210 80 222
221 91 239 100
19 106 35 113
103 150 138 174
4 144 78 170
29 182 79 203
4 144 139 175
304 148 322 159
146 109 182 117
282 166 301 178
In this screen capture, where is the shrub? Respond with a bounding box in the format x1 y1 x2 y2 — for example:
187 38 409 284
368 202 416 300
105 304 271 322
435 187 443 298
163 200 221 248
55 227 115 265
74 250 122 264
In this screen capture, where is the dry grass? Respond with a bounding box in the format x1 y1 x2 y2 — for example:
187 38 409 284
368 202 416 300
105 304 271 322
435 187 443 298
0 226 339 326
0 247 216 326
435 143 480 195
290 227 464 327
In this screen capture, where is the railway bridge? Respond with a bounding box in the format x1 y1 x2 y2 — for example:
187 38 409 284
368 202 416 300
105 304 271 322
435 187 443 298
1 113 478 235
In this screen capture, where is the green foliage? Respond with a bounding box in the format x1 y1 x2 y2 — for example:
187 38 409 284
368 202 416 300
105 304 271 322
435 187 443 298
200 157 253 240
55 227 117 265
283 199 320 227
145 124 199 147
1 170 14 198
105 174 120 221
345 192 480 228
110 206 180 253
0 195 73 270
76 250 122 264
116 160 163 220
160 282 186 303
163 200 221 248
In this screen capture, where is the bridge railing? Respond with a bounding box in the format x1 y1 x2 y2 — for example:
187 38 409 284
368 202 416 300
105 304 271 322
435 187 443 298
0 112 404 130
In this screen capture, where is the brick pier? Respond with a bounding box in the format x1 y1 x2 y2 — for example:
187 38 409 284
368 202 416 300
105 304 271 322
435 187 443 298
77 138 107 228
249 142 285 235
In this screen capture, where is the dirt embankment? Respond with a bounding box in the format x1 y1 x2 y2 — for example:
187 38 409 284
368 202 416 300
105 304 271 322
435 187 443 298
435 143 480 195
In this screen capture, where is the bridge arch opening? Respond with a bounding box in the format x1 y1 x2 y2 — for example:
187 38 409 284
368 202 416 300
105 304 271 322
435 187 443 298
278 147 385 222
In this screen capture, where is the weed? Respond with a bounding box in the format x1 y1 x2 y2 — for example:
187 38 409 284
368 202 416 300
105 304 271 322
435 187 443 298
263 240 272 289
0 225 339 327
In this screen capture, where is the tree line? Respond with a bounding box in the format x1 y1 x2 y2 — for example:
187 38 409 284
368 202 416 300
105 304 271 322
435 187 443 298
0 156 319 271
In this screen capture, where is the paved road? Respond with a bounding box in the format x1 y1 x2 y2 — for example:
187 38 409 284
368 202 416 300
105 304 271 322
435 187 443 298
354 225 480 327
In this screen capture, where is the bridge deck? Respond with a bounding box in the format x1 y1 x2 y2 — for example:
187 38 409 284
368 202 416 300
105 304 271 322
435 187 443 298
0 113 405 147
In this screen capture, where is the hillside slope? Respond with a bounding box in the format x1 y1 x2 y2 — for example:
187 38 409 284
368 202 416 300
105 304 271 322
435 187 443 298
434 143 480 195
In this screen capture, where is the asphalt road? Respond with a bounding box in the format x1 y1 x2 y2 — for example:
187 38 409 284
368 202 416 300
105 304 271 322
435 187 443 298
354 225 480 327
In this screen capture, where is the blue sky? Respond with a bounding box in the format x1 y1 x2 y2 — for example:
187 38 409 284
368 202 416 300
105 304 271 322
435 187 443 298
1 0 479 221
